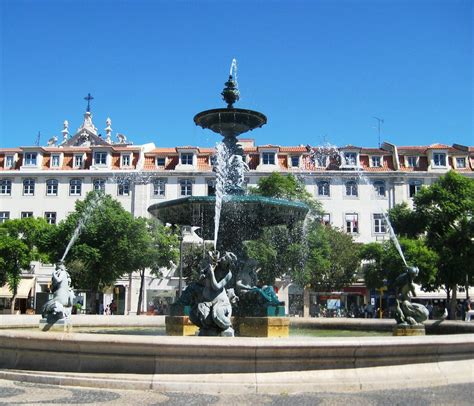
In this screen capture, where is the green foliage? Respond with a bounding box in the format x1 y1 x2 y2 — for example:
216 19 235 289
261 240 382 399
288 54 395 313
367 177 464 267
0 217 54 297
388 202 425 238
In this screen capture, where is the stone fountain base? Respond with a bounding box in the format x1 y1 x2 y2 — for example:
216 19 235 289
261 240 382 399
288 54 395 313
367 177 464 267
234 317 289 338
39 318 72 333
393 325 426 336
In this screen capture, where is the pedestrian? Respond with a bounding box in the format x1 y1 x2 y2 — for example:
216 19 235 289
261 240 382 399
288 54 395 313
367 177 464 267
110 299 117 315
465 297 474 322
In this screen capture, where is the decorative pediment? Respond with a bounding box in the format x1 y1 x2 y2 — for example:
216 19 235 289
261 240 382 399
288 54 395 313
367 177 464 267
63 128 109 147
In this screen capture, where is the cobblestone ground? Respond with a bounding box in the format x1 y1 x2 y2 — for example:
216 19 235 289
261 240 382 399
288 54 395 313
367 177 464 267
0 380 472 405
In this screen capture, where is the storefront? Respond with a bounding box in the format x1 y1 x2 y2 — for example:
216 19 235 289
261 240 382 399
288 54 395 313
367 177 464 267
0 278 36 314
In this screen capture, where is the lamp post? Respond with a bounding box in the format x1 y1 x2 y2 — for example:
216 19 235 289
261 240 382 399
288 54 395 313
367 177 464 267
177 227 184 299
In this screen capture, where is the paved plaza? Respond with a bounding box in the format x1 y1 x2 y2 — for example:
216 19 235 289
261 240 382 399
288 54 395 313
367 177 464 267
0 379 472 405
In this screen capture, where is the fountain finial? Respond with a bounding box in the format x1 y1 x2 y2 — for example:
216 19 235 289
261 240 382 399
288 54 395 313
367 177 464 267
221 75 240 108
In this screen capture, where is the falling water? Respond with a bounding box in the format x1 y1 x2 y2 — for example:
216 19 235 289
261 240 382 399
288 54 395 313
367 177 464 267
60 192 105 262
213 142 231 249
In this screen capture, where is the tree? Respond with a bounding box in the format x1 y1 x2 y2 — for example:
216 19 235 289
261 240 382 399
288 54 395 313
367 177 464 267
0 217 53 312
126 219 179 315
413 171 474 317
50 192 143 313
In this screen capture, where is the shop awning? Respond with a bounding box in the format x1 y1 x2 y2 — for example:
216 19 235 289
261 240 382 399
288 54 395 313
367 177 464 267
413 284 468 300
0 278 36 299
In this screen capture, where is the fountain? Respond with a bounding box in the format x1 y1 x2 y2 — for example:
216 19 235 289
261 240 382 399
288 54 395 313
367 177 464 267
148 62 309 336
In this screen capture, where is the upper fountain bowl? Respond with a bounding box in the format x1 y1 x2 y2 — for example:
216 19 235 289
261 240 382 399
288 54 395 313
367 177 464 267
193 108 267 137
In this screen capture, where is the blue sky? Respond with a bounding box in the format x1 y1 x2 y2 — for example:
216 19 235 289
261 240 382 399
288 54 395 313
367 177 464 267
0 0 472 149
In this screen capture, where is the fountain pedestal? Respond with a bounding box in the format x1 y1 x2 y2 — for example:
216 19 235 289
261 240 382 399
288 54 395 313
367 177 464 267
393 325 426 336
235 317 290 337
165 316 198 336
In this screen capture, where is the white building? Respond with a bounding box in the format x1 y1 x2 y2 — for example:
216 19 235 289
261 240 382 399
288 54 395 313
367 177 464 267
1 109 473 314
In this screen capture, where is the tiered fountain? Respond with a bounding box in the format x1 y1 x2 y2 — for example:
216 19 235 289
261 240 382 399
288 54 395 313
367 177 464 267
148 64 308 336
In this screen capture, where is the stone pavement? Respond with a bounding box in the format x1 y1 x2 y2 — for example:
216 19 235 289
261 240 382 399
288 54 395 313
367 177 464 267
0 379 472 405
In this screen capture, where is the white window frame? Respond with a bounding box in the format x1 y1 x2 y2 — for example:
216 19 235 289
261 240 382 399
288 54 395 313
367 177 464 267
118 180 130 196
50 154 61 168
46 179 58 196
371 156 382 168
93 178 106 192
0 179 12 195
0 212 10 223
321 213 331 226
316 180 330 197
345 213 359 234
456 157 466 169
373 213 387 234
180 153 194 166
94 151 108 166
69 178 82 196
73 154 84 169
405 156 419 168
262 152 276 165
152 179 166 198
409 180 422 198
24 152 37 167
290 155 300 168
432 152 447 168
156 157 166 167
121 153 132 168
21 212 33 218
180 179 193 196
5 155 15 169
45 212 57 225
342 152 358 167
345 180 358 197
23 178 35 196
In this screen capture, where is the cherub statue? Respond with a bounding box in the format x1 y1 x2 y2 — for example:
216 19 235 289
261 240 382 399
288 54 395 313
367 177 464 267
47 136 58 146
392 266 429 325
41 262 75 324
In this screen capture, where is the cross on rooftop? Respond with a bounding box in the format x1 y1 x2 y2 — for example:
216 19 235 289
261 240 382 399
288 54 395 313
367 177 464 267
84 93 94 112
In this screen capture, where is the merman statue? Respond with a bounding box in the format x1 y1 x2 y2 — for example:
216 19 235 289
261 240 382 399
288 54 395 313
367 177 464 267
392 266 429 326
41 261 75 324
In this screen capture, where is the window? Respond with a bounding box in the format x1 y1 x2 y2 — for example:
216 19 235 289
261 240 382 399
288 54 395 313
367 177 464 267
345 180 358 197
46 179 58 196
317 181 330 197
51 154 61 168
24 152 37 166
343 152 357 166
371 156 382 167
373 180 386 197
406 156 418 168
373 214 387 234
207 180 216 196
409 180 422 198
433 152 446 167
456 157 466 168
156 157 166 167
180 179 193 196
0 179 11 195
45 212 57 225
118 180 130 196
23 178 35 196
180 153 193 165
291 156 300 168
74 155 84 168
0 212 10 223
93 178 106 192
121 154 131 167
152 179 166 197
94 152 107 165
21 212 33 218
5 155 14 168
69 179 82 196
321 213 331 226
262 152 275 165
345 213 358 234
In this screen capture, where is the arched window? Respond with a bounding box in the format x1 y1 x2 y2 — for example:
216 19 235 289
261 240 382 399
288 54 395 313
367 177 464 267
373 180 386 197
23 178 35 196
46 179 58 196
93 178 106 192
0 179 12 195
317 181 330 197
345 180 358 197
69 179 82 196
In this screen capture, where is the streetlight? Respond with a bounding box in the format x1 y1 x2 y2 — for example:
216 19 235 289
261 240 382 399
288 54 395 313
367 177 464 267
177 226 184 299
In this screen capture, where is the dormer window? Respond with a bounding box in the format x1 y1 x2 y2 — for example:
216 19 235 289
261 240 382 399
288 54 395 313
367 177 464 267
456 157 466 168
371 156 382 167
406 156 418 168
5 155 14 169
121 153 132 167
343 152 357 166
51 154 61 168
156 157 166 167
432 152 447 167
24 152 37 166
74 154 84 168
290 156 300 168
180 153 193 165
94 152 107 166
262 152 275 165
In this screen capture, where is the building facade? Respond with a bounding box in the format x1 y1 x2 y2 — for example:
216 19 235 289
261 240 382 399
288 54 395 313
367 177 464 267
1 110 473 314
